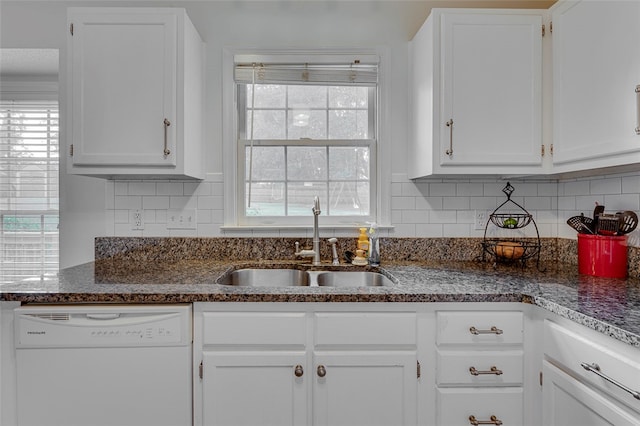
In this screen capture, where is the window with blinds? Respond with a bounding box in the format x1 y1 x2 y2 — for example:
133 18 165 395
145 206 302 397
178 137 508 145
0 100 59 278
234 54 379 226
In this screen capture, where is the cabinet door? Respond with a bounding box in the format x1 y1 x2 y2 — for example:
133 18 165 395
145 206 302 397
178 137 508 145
542 361 639 426
69 10 177 167
202 351 308 426
312 351 417 426
552 0 640 170
440 13 543 168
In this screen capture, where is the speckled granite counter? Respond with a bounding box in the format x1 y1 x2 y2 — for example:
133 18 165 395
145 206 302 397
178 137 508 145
2 257 639 348
1 237 639 348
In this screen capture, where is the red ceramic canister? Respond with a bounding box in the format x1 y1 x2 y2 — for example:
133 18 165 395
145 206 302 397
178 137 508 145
577 234 628 279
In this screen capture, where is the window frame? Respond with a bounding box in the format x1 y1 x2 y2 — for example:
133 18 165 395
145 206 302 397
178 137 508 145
222 48 391 230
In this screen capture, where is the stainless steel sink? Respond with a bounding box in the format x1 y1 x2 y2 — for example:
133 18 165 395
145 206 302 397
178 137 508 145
314 271 393 287
217 268 394 287
217 268 309 287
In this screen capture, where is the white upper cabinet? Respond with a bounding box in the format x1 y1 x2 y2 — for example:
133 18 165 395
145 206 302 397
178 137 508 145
67 8 204 179
409 9 546 178
551 0 640 173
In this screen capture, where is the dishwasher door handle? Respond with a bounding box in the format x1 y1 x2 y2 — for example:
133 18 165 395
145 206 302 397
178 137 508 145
86 313 121 320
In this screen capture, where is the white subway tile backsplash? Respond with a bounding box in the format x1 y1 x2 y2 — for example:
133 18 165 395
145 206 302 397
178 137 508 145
197 196 223 210
429 183 456 196
391 196 416 210
622 175 640 193
456 183 484 197
128 182 156 196
401 210 429 224
114 181 128 196
114 196 142 210
562 180 590 196
415 197 443 210
157 182 184 196
443 196 469 210
603 194 640 211
391 223 417 237
143 196 170 210
523 197 552 211
429 210 457 224
443 223 471 237
169 196 197 210
414 223 443 237
590 178 622 195
103 171 640 247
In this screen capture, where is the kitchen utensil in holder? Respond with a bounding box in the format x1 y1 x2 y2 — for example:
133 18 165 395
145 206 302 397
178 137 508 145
481 182 543 270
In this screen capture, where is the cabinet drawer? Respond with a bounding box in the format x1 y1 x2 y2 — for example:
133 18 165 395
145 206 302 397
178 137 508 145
314 312 416 346
437 311 523 345
201 312 307 346
437 387 523 426
436 349 524 386
544 320 640 412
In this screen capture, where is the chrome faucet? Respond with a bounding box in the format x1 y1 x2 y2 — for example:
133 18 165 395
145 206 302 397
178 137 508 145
311 196 321 265
295 196 322 265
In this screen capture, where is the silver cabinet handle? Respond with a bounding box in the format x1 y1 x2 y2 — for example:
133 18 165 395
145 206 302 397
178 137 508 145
317 365 327 378
469 366 503 376
163 118 171 157
469 326 503 335
581 362 640 400
445 119 454 157
469 415 503 425
635 85 640 135
294 365 304 377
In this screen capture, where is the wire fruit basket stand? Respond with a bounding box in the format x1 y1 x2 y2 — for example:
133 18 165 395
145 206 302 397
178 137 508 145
481 182 543 270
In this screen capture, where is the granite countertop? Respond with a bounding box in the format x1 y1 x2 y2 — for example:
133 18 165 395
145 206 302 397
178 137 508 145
1 258 639 348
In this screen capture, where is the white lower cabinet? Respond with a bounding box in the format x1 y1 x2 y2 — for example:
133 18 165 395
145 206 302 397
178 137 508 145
202 351 308 426
542 361 639 426
193 304 418 426
542 317 640 425
313 351 417 426
435 310 526 426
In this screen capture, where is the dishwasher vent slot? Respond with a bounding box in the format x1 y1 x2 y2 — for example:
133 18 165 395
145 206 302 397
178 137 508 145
28 313 70 321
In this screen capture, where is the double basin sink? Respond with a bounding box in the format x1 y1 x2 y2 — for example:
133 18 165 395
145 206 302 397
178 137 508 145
217 268 394 288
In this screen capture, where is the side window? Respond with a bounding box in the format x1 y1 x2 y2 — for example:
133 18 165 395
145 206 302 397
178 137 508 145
233 55 379 227
0 98 59 276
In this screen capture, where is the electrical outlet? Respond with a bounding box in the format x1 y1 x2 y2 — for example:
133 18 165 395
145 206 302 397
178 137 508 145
167 209 197 229
131 209 144 230
474 210 488 231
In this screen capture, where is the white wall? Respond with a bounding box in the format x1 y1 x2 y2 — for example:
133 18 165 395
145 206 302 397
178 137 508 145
2 1 639 267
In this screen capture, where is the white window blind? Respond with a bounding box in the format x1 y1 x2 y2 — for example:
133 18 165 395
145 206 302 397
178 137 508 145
0 100 59 278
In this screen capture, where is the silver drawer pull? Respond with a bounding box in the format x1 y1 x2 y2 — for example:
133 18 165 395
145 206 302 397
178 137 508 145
469 326 503 335
635 85 640 135
469 366 503 376
445 118 454 157
469 415 503 425
581 362 640 401
163 118 171 157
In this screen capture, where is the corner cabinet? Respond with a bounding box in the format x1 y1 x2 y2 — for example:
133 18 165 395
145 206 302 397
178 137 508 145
541 316 640 425
408 9 546 178
67 8 204 179
551 0 640 173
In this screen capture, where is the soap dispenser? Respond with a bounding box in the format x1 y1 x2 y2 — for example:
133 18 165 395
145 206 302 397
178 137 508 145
352 228 369 265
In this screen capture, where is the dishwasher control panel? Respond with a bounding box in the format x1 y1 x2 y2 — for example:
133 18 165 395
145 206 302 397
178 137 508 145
14 304 191 348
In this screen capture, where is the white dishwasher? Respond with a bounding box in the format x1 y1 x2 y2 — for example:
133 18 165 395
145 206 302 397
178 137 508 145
14 304 192 426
